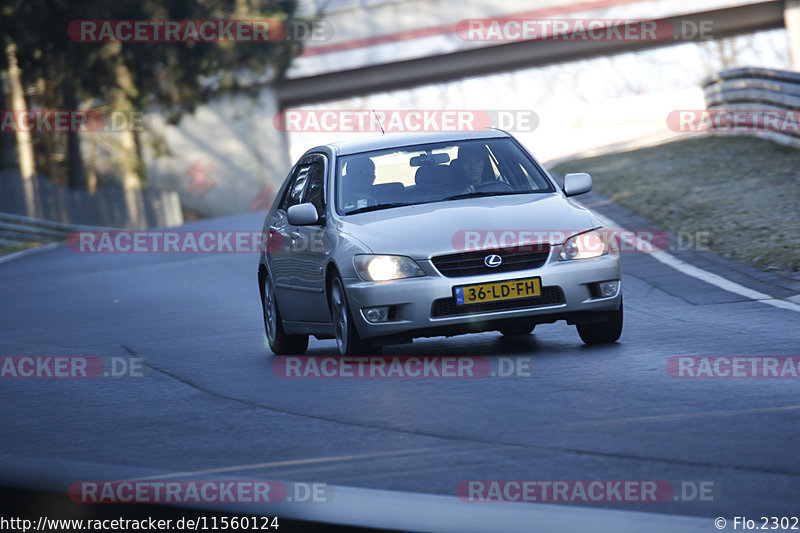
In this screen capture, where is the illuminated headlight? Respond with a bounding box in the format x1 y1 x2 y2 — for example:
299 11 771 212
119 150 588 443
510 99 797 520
559 229 618 261
354 255 425 281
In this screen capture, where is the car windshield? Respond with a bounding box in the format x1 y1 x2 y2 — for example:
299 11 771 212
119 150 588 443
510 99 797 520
336 138 555 215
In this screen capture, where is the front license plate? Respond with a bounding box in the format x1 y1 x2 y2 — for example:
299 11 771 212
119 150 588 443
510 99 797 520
454 277 542 305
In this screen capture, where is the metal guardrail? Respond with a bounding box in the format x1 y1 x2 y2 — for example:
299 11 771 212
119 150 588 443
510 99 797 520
0 212 110 244
0 170 184 236
703 66 800 149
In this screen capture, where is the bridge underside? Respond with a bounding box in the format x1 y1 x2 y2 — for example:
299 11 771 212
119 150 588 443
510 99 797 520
276 1 785 108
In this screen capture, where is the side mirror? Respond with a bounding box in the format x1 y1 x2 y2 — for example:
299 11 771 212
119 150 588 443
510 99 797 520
563 172 592 196
287 203 319 225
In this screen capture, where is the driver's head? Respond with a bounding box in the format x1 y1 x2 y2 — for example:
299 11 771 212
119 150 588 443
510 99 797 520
347 157 375 191
458 146 487 186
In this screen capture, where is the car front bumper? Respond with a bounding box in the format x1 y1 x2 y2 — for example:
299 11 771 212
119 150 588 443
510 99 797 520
342 250 622 341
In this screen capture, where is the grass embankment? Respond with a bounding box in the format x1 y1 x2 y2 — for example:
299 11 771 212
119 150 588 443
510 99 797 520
551 137 800 275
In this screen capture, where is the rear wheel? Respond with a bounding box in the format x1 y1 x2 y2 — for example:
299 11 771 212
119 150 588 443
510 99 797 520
329 275 374 356
262 275 308 355
577 298 623 345
498 322 535 336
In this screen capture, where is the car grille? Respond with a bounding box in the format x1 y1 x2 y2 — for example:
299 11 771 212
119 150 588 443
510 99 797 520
431 286 565 318
431 245 550 277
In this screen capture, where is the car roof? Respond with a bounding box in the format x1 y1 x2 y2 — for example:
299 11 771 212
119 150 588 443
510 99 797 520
310 129 511 157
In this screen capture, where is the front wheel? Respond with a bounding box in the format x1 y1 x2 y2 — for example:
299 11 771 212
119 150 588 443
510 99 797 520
262 276 308 355
577 298 623 345
329 276 374 356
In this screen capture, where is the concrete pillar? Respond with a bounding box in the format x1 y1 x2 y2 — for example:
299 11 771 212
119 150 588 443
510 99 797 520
786 0 800 70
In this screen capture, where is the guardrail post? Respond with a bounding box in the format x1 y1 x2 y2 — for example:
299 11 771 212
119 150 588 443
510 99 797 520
787 0 800 70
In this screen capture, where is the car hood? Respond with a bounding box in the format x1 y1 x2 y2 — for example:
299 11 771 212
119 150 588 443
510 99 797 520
337 193 597 259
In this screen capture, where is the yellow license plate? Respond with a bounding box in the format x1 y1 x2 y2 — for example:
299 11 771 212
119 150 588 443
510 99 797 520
454 277 541 305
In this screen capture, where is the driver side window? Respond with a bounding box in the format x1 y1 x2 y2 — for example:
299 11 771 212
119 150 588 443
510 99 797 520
302 157 327 217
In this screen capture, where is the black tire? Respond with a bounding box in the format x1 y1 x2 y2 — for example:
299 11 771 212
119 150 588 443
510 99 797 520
329 275 374 356
498 322 535 336
577 297 623 345
262 275 308 355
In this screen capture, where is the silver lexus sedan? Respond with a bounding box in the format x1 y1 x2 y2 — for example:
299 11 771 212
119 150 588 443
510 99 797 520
258 130 622 356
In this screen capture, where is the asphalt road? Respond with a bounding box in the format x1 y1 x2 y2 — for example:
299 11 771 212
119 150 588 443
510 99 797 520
1 208 799 529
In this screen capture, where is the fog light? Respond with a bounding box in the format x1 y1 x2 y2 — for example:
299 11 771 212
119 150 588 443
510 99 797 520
364 306 389 323
598 280 620 298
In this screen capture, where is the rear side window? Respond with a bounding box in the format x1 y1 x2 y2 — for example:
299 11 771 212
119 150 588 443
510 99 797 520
279 164 313 211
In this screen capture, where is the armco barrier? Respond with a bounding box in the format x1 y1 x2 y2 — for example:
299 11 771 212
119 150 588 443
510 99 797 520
0 212 109 244
703 66 800 148
0 170 183 233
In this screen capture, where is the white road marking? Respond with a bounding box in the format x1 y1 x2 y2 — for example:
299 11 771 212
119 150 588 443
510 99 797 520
596 212 800 313
129 445 464 480
0 451 715 533
262 483 712 533
536 404 800 429
131 404 800 481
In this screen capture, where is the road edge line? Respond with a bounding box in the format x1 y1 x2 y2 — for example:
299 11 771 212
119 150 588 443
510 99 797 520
594 212 800 313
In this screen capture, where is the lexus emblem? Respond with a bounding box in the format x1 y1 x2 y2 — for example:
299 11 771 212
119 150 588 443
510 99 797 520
484 254 503 268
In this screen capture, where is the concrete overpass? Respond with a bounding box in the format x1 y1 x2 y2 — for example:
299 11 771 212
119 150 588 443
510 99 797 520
278 0 797 108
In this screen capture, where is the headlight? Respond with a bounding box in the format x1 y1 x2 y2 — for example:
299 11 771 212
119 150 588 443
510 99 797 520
559 229 617 261
354 255 425 281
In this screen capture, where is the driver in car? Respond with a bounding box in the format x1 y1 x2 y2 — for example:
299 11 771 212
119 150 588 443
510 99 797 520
342 157 376 210
456 146 492 194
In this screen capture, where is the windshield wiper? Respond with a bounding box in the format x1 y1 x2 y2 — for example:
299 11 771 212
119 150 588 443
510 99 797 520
441 190 530 202
346 202 409 215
